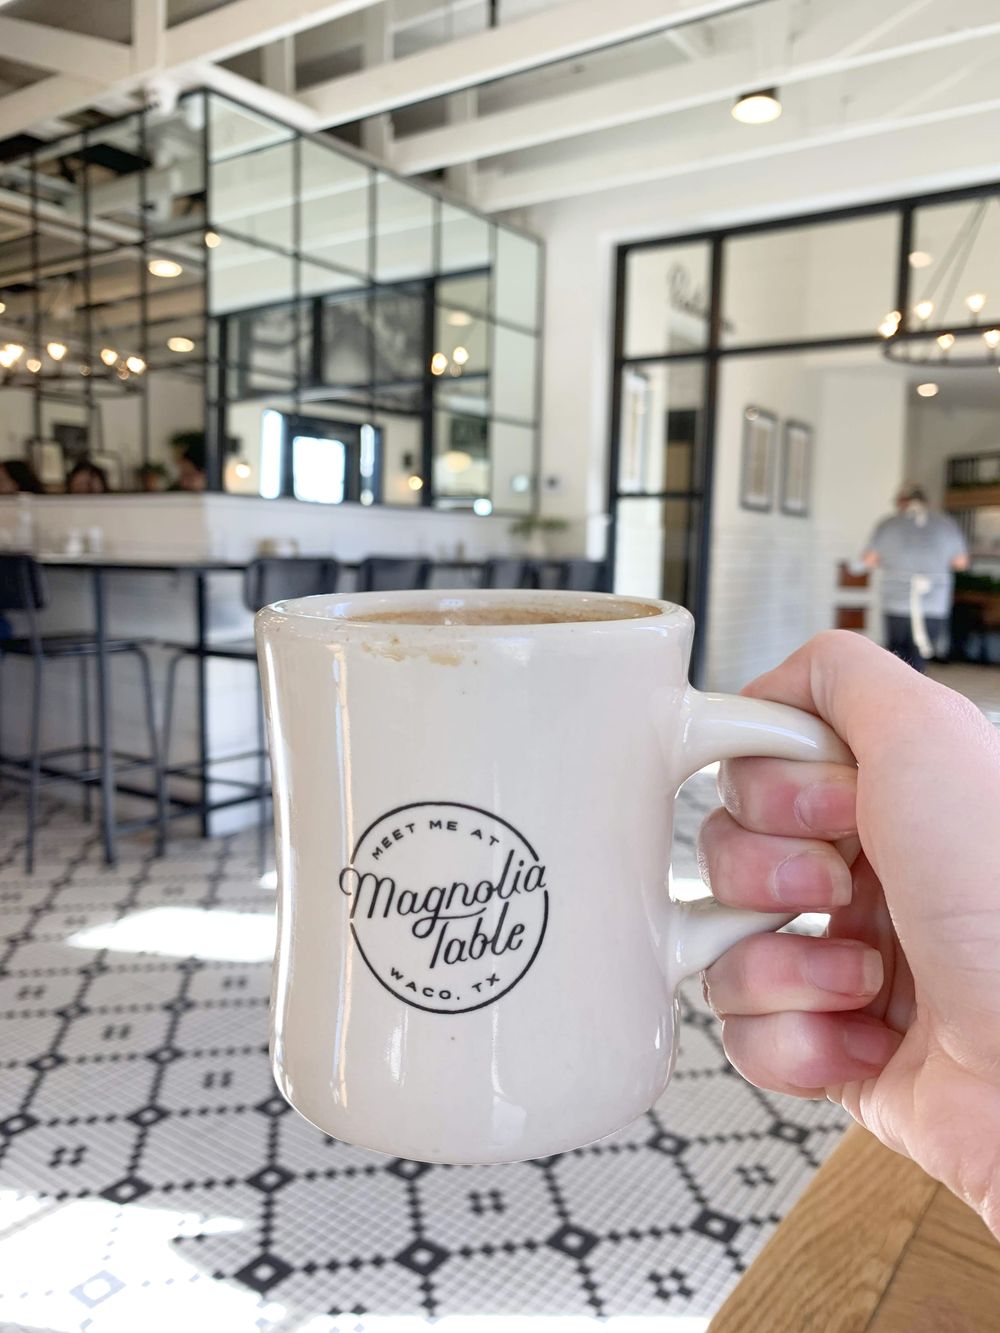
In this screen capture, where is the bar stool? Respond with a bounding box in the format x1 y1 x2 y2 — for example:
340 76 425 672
552 559 609 592
0 553 163 873
356 556 432 592
160 556 339 863
481 558 537 589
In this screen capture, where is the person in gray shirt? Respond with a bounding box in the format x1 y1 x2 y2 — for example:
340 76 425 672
863 483 969 671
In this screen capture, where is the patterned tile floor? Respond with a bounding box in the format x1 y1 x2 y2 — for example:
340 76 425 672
0 770 853 1333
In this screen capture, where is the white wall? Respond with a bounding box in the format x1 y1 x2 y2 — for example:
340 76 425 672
906 401 1000 507
707 362 906 691
0 389 34 460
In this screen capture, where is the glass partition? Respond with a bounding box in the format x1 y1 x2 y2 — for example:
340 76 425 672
0 88 542 510
721 214 899 347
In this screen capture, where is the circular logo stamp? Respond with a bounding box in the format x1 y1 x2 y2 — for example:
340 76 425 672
339 801 549 1015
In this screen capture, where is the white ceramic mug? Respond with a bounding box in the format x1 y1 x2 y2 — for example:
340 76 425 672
256 589 851 1165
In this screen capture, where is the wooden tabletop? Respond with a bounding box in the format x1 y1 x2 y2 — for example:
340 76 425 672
710 1123 1000 1332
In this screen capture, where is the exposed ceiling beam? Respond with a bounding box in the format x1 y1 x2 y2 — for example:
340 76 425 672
164 0 381 69
391 13 1000 174
0 16 132 81
475 92 1000 212
133 0 167 73
300 0 758 125
0 0 379 142
0 75 102 142
192 63 322 132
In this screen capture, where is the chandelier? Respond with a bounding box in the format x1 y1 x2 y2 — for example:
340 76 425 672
878 197 999 370
0 276 147 384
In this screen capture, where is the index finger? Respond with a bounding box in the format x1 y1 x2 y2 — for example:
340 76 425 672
718 755 858 839
739 630 961 763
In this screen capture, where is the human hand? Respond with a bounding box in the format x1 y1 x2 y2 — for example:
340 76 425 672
698 631 1000 1235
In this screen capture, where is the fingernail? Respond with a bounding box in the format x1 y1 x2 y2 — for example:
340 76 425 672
806 942 883 996
794 781 856 835
842 1019 893 1067
773 851 852 908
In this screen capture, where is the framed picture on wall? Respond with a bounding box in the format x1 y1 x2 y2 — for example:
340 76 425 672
739 406 777 511
780 419 813 517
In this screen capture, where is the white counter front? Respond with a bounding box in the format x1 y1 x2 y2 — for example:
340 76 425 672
0 492 525 564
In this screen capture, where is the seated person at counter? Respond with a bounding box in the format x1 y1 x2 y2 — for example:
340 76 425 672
0 457 43 494
66 459 110 494
175 438 207 493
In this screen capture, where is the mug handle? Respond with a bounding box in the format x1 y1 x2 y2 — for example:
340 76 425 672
668 687 854 980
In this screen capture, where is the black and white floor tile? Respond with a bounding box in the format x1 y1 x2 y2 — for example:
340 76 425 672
0 774 849 1333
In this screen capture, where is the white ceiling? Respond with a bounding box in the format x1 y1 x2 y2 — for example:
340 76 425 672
0 0 996 216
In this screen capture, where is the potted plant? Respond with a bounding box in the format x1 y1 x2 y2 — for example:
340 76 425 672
509 514 569 558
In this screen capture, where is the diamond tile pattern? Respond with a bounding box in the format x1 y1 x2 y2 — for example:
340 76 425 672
0 777 848 1329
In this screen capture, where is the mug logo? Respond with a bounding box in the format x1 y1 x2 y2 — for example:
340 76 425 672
339 801 549 1015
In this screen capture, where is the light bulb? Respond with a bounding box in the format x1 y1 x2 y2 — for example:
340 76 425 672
167 336 195 353
26 357 41 373
5 343 23 361
473 497 493 516
983 329 1000 350
100 346 118 366
407 474 424 491
878 311 901 338
234 460 251 479
46 340 67 361
966 292 987 315
916 382 939 398
125 354 146 373
452 345 470 366
732 88 782 124
914 300 935 321
204 231 221 248
937 333 955 350
909 251 933 268
148 258 183 278
0 300 5 315
430 352 448 376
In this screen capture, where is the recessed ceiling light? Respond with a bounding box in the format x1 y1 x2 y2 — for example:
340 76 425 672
473 497 493 516
452 345 470 366
908 251 933 268
916 382 939 398
204 231 221 249
732 88 782 125
167 335 195 353
966 291 987 315
148 258 183 278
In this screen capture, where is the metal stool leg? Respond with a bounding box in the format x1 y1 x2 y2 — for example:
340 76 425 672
136 647 166 858
159 650 185 854
26 655 43 875
78 654 92 822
